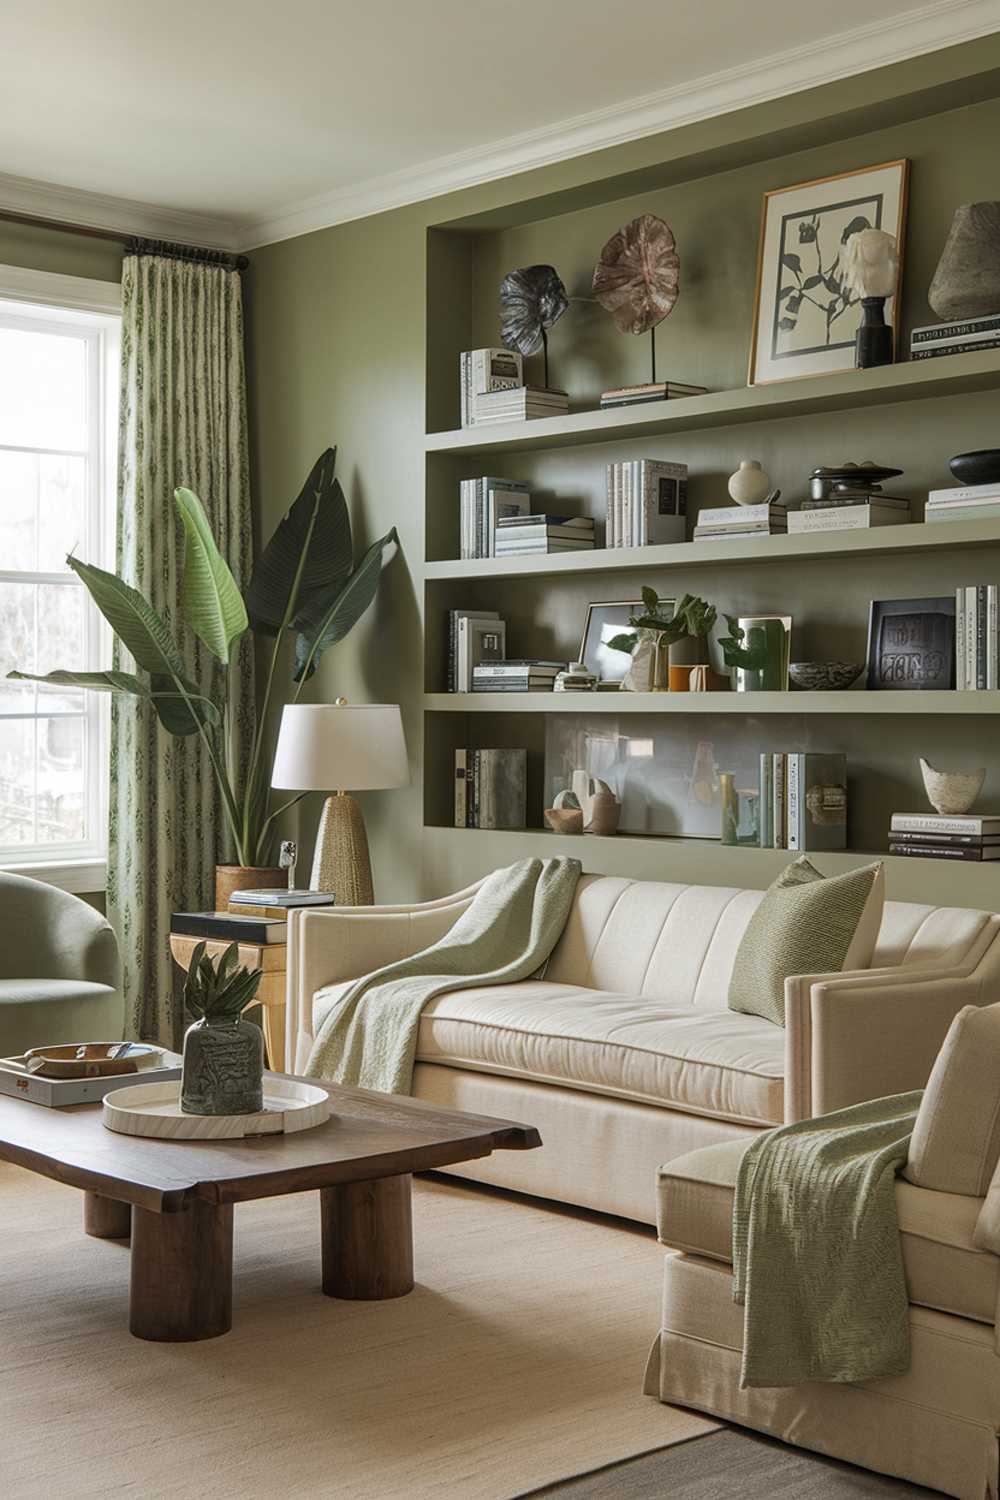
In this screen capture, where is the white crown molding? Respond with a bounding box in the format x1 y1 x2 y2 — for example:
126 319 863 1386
0 170 241 252
0 260 121 314
235 0 1000 249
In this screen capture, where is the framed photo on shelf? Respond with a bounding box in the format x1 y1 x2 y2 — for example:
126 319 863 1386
866 596 956 690
579 599 644 687
748 159 909 386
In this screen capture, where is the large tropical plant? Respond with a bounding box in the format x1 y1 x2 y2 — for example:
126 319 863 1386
9 448 397 866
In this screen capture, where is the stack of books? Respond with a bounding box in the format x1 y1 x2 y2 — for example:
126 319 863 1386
606 459 687 547
599 380 707 410
758 752 847 850
447 610 506 692
909 314 1000 363
787 496 911 532
228 889 335 919
926 482 1000 526
460 476 530 558
460 347 523 427
454 748 527 829
694 502 786 541
955 585 999 690
170 910 287 944
889 813 1000 860
495 514 595 556
472 386 569 425
472 660 565 692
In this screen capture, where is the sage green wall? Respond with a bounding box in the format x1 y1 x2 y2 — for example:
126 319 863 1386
246 38 1000 903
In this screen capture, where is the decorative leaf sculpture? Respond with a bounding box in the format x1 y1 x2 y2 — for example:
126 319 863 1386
499 265 568 387
592 214 680 335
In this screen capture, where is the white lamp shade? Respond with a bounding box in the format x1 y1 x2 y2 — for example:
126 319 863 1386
271 703 409 792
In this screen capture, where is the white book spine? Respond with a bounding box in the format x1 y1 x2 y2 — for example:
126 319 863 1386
891 814 1000 834
966 586 977 690
927 484 1000 505
991 585 999 692
787 506 908 532
786 754 801 851
772 754 785 849
759 752 773 848
699 502 780 526
956 586 966 691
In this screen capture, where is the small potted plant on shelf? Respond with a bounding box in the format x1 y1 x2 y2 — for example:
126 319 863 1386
666 594 721 691
608 591 718 692
181 942 265 1116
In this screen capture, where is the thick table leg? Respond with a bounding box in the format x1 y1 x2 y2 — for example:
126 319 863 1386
129 1200 234 1341
321 1173 414 1300
84 1190 132 1240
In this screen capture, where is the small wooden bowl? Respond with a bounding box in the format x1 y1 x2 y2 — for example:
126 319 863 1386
23 1043 163 1080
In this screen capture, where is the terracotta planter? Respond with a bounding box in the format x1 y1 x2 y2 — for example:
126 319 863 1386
214 865 286 912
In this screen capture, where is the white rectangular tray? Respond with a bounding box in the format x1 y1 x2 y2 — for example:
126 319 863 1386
0 1055 182 1108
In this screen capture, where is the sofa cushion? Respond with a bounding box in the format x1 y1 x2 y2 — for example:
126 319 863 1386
314 979 785 1125
728 858 883 1026
905 1004 1000 1198
658 1142 998 1324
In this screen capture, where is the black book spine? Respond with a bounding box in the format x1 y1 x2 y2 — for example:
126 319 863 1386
170 914 280 943
888 842 986 861
889 830 991 846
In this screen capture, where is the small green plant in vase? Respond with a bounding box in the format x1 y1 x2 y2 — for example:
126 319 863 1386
608 591 715 691
181 942 265 1116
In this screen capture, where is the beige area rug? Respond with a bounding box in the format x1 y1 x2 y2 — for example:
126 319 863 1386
0 1165 716 1500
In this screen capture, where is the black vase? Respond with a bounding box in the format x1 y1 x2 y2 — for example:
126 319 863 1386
855 297 893 369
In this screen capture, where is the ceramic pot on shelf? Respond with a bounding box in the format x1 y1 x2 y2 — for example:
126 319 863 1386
215 864 286 911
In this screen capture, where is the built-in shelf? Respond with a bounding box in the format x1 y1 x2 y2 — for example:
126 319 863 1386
425 347 1000 456
420 825 995 906
424 518 1000 581
425 691 1000 715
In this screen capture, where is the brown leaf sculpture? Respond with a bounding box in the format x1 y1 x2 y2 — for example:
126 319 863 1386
592 214 679 335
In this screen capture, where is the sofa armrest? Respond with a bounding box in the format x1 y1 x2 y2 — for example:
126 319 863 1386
286 883 483 1072
784 934 1000 1121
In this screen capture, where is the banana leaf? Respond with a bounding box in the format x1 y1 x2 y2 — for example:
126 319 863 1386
175 487 248 664
293 527 398 681
7 668 219 734
67 556 188 680
244 449 353 635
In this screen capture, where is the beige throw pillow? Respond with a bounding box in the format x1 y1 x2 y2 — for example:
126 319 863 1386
728 858 884 1027
905 1004 1000 1197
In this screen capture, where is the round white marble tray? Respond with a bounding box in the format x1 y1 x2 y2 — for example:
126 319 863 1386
102 1079 331 1139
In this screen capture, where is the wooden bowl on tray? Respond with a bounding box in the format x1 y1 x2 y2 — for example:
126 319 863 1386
22 1042 163 1080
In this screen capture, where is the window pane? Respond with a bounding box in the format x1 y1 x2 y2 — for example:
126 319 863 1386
0 580 36 715
0 580 87 715
0 449 36 569
37 715 86 844
38 455 87 571
0 326 87 451
0 717 35 845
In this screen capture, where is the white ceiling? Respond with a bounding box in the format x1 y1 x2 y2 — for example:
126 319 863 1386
1 0 998 248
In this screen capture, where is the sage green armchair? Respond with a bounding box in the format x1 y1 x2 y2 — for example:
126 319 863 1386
0 871 123 1056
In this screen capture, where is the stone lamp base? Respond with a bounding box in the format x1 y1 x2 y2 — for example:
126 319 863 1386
311 792 374 905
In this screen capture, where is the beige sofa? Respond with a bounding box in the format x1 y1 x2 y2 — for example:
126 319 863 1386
647 1136 1000 1499
287 873 1000 1223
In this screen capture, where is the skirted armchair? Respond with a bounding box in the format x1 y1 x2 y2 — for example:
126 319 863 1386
0 871 123 1056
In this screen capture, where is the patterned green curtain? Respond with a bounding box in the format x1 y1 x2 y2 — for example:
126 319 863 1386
109 252 254 1046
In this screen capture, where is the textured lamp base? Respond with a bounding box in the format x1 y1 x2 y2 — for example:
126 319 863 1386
311 793 374 905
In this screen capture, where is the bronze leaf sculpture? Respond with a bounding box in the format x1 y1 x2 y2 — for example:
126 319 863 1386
499 264 569 388
592 214 679 334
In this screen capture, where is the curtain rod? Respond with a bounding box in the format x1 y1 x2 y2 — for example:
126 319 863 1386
0 206 248 271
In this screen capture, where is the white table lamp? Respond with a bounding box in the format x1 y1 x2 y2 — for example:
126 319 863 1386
271 700 409 905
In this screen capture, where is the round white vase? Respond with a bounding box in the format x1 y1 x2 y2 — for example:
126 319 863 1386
728 460 771 507
919 757 985 815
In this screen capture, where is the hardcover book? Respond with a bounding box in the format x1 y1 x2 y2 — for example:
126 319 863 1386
786 752 847 851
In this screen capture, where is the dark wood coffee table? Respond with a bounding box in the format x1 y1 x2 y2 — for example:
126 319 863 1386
0 1074 540 1342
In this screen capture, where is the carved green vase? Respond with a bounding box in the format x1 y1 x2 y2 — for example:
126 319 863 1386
181 1016 264 1115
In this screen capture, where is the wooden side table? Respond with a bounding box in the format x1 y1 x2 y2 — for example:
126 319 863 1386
169 934 287 1071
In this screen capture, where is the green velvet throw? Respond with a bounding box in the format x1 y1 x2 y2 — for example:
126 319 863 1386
305 857 582 1095
733 1091 921 1388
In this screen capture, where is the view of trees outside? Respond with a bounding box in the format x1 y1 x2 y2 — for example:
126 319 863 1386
0 322 94 852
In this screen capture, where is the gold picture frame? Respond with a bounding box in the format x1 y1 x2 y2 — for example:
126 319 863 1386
748 159 909 386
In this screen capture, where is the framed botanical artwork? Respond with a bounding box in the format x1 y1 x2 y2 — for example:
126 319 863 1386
866 597 956 690
579 600 645 687
748 159 908 385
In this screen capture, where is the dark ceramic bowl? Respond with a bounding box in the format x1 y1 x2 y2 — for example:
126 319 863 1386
949 450 1000 486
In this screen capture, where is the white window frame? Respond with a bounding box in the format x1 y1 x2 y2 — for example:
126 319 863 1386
0 263 121 893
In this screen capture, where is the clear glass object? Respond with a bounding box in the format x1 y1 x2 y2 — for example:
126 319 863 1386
720 773 761 846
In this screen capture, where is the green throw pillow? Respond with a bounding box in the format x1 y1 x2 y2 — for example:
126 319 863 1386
728 857 882 1027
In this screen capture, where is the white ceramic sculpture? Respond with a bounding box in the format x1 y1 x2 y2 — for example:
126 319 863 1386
841 228 899 299
727 460 772 507
571 769 621 836
919 757 985 816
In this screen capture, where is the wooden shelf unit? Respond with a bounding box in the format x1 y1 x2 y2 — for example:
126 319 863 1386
424 691 1000 716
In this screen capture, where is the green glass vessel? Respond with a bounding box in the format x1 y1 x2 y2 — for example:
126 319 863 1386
181 1016 264 1115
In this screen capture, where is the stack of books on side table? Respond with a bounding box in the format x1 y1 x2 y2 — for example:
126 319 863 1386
889 813 1000 861
454 748 527 828
606 459 687 547
599 380 707 409
694 502 787 540
758 752 847 850
460 347 524 427
955 585 999 690
473 386 568 425
787 496 911 532
472 660 566 692
926 482 1000 526
495 514 595 556
170 909 289 944
460 476 530 558
909 314 1000 362
228 889 336 919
